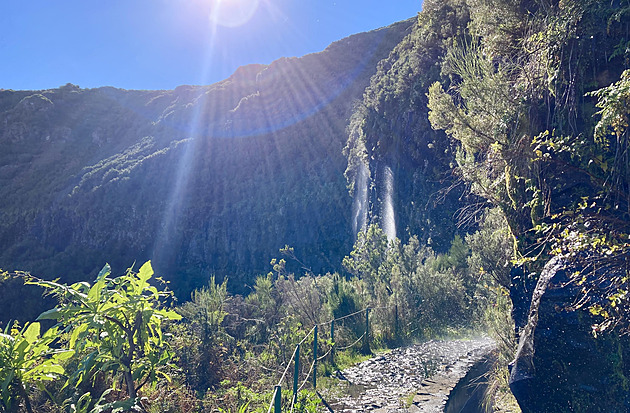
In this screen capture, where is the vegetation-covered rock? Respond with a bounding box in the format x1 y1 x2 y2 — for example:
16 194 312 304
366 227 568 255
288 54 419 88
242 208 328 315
345 0 629 410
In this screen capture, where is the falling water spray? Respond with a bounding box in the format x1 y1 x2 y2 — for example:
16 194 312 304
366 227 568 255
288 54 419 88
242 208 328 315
352 162 369 237
381 165 396 241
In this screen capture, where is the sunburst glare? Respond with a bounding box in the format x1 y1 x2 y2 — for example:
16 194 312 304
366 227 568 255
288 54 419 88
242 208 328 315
209 0 260 28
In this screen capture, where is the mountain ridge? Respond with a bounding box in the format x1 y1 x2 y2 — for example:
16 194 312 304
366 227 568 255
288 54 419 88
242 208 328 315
0 18 416 319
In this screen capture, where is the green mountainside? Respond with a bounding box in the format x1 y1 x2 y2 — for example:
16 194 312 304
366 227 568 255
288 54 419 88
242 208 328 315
0 19 414 303
344 0 473 252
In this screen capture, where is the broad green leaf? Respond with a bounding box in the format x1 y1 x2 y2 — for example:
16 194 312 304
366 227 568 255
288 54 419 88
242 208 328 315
88 264 112 303
88 277 105 303
96 263 111 282
23 322 40 344
23 364 63 381
156 309 182 321
43 364 65 375
52 349 75 361
70 323 89 349
138 261 153 285
37 307 61 321
15 339 29 360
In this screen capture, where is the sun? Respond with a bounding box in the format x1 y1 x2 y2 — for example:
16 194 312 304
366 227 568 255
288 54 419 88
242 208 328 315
209 0 260 28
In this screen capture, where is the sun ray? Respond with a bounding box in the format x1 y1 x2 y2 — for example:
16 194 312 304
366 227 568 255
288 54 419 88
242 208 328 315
151 12 220 271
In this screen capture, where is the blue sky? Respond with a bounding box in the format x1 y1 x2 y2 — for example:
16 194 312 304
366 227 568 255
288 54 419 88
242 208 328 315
0 1 422 91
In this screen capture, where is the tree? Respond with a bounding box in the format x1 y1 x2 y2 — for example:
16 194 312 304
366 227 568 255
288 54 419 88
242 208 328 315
31 261 181 403
342 224 391 295
427 40 533 240
466 208 513 289
426 0 630 336
588 68 630 213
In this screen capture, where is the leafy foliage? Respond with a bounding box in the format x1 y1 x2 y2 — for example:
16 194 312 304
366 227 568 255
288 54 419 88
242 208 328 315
31 261 181 402
0 214 507 412
342 224 501 340
0 322 72 413
175 277 232 391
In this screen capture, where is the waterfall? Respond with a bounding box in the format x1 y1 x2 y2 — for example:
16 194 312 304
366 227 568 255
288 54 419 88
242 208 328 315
380 165 396 241
352 162 396 242
352 162 369 237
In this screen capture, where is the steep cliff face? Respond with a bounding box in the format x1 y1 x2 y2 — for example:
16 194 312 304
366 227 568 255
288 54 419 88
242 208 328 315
344 0 473 250
0 19 414 311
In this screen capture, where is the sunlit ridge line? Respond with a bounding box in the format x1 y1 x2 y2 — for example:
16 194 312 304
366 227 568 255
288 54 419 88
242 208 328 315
192 25 389 139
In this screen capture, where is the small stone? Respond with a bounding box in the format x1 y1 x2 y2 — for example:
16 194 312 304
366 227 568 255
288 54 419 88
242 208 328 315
408 404 422 413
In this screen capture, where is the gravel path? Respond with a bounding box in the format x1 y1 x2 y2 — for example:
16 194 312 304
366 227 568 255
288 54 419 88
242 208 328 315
320 337 495 413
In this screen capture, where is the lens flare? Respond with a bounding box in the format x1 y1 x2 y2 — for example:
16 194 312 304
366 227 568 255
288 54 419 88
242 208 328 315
210 0 260 28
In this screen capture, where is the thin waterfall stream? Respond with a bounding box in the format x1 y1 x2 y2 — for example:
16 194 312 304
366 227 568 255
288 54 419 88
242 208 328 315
352 162 370 237
380 165 396 241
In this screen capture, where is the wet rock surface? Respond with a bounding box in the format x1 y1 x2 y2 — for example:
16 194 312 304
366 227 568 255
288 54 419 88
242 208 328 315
320 337 495 412
509 257 630 412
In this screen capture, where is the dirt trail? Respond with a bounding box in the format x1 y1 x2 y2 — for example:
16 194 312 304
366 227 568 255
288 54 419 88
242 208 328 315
319 337 495 413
